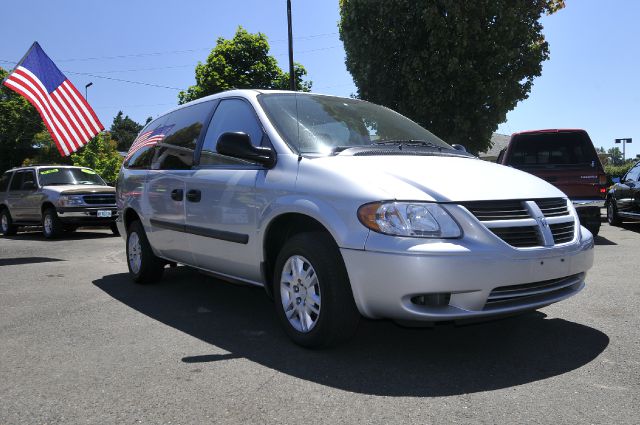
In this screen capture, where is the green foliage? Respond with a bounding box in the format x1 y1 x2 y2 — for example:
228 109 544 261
339 0 565 153
70 133 123 184
606 146 623 165
110 111 144 151
605 162 635 184
22 131 73 166
179 26 312 104
0 67 44 173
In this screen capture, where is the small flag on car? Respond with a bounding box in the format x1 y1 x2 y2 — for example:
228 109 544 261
2 42 104 156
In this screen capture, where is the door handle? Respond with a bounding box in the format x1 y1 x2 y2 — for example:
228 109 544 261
170 189 184 201
186 189 201 203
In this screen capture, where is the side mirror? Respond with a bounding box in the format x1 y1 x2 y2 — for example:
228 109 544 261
612 177 621 184
216 132 276 168
22 181 36 191
451 144 467 152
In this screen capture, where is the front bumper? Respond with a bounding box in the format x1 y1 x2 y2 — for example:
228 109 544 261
341 227 594 321
56 206 118 225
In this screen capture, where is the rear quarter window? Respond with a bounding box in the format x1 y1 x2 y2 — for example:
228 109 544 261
0 172 12 192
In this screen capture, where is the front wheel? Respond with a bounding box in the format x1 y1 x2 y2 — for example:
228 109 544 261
607 200 622 226
0 209 18 236
126 220 164 284
42 208 63 239
273 232 360 348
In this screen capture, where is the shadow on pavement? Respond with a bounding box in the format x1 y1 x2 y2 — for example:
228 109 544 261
0 256 65 267
594 235 616 245
620 222 640 234
94 267 609 397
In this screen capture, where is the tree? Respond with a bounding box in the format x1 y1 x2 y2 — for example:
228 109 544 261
22 131 73 166
607 147 623 165
179 26 312 104
0 67 44 173
339 0 565 153
110 111 144 151
70 133 123 184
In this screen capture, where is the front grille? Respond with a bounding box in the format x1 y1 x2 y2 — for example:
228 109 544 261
485 273 583 308
550 222 575 244
488 226 541 248
461 200 530 221
83 194 116 205
536 198 569 217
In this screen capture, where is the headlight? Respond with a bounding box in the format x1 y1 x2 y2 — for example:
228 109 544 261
59 195 85 207
357 201 462 238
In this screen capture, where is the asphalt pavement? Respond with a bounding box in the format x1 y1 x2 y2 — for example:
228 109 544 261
0 223 638 424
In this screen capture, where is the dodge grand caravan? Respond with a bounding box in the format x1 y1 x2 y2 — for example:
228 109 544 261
116 90 594 347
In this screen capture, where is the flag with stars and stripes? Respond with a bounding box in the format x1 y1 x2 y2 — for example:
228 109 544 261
2 42 104 156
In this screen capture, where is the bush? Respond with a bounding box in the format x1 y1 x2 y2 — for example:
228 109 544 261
605 162 635 184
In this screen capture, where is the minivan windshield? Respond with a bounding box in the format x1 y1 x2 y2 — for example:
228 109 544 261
259 93 452 155
38 167 106 186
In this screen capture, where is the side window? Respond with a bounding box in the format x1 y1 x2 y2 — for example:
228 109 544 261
200 99 264 166
21 170 36 189
9 172 23 191
0 172 12 192
151 101 213 170
124 116 167 170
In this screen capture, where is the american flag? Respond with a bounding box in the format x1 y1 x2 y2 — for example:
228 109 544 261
125 124 173 160
2 42 104 156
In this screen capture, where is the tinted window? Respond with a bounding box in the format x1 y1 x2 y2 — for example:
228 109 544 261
21 171 36 189
625 163 640 182
509 132 597 166
0 172 12 192
124 116 167 170
200 99 264 166
151 101 213 170
9 172 23 191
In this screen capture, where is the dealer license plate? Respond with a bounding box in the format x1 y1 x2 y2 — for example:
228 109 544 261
97 210 112 218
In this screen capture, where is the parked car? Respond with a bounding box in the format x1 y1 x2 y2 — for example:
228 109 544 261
497 129 606 236
117 90 594 347
0 165 118 238
606 160 640 225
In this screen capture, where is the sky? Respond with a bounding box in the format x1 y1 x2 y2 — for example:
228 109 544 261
0 0 638 159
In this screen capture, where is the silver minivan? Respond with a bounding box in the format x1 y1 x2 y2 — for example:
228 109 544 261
117 90 594 347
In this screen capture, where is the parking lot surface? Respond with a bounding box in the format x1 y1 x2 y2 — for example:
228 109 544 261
0 223 638 424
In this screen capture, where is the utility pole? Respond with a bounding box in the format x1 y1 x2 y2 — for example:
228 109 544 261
287 0 295 91
615 138 632 163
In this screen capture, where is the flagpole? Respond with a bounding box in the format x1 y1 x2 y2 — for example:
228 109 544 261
0 41 38 85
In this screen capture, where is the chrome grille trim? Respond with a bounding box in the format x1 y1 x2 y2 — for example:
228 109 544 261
460 198 576 248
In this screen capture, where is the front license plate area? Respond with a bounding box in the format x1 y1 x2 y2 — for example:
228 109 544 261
97 210 112 218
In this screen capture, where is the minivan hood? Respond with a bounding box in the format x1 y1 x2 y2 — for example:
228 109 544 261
43 185 115 195
310 155 567 202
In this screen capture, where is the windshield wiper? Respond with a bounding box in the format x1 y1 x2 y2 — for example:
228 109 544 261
373 140 444 149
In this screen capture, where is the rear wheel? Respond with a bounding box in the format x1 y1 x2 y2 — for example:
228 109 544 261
126 220 164 284
273 232 360 348
0 209 18 236
607 199 622 226
42 208 63 239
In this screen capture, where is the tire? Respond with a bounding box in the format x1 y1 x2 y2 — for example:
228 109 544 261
273 231 360 348
585 222 600 237
126 220 164 284
0 209 18 236
607 199 622 226
42 208 63 239
110 222 120 236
